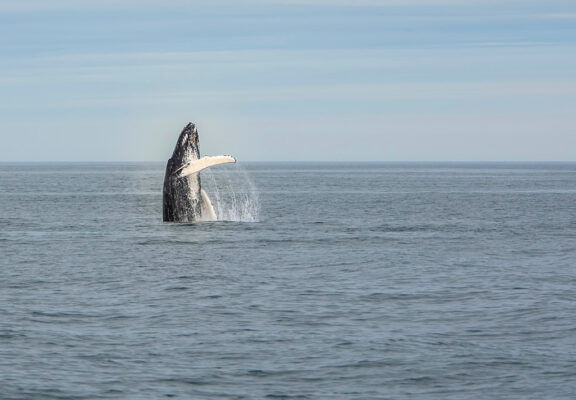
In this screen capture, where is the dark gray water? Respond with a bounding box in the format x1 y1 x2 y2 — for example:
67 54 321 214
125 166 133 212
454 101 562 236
1 162 575 399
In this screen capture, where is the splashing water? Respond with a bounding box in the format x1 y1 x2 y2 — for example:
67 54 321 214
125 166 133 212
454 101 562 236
201 164 260 222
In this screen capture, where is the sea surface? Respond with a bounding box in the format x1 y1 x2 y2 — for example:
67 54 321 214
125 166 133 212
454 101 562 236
0 162 575 400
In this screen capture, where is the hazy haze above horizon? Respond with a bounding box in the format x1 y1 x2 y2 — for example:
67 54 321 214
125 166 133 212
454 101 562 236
1 0 575 161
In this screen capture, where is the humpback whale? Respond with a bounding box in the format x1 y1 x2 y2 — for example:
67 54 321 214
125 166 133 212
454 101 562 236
163 123 236 222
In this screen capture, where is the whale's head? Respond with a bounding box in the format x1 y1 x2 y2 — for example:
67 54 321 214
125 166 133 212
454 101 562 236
171 122 200 166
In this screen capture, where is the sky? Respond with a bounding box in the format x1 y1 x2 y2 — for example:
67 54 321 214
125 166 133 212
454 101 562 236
0 0 575 161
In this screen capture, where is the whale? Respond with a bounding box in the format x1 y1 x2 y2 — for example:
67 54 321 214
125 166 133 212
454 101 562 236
163 122 236 222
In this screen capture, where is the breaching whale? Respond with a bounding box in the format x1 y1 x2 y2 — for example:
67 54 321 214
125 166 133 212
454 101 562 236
163 122 236 222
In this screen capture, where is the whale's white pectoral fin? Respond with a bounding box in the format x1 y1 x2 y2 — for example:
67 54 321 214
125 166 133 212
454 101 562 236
199 189 217 221
177 155 236 178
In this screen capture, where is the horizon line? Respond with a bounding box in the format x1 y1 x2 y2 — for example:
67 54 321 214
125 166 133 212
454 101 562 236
1 160 576 164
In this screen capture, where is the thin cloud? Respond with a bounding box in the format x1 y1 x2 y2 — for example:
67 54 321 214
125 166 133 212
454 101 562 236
541 13 576 19
0 0 556 11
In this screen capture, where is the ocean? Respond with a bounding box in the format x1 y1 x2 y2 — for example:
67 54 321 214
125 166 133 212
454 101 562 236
1 162 575 399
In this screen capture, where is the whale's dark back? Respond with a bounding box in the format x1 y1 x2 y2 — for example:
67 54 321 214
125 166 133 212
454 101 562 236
162 123 203 222
162 159 202 222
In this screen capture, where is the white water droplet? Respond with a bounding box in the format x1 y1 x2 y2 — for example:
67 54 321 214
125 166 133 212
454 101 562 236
201 164 260 222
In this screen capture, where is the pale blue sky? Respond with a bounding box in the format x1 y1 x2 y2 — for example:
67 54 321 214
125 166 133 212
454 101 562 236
1 0 575 161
